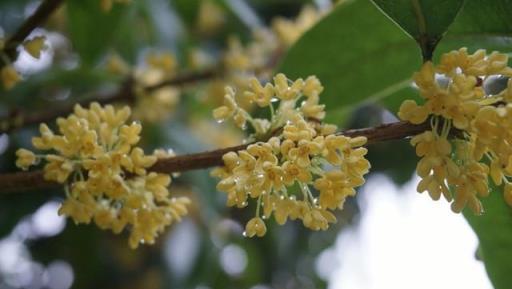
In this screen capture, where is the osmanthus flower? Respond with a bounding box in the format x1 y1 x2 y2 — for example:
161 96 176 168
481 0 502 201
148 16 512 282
398 48 512 214
15 102 190 249
206 5 329 115
1 65 21 90
271 5 325 48
102 52 181 123
211 74 370 236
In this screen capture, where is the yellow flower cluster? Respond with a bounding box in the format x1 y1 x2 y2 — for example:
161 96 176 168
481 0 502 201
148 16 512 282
223 5 325 73
15 102 190 248
100 0 130 12
205 5 326 111
399 48 512 213
272 5 325 48
104 52 181 122
212 74 370 236
196 0 226 36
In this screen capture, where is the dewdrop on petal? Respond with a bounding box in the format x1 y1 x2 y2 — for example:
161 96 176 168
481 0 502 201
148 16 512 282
245 217 266 237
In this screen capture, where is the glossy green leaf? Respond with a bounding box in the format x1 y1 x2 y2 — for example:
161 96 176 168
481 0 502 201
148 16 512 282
278 0 420 125
436 0 512 53
278 0 512 125
371 0 464 60
463 185 512 289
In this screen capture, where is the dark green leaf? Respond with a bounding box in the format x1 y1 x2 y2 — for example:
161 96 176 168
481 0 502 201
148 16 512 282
278 0 512 125
66 0 128 66
278 0 420 125
371 0 464 60
436 0 512 53
172 0 202 28
463 185 512 289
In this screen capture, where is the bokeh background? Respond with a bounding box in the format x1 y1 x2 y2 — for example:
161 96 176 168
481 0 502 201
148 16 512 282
0 0 495 288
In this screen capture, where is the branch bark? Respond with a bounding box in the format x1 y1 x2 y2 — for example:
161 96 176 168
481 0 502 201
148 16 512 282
0 68 219 134
0 120 430 193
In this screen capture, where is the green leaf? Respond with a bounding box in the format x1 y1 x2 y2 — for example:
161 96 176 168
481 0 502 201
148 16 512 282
278 0 512 125
436 0 512 53
463 185 512 289
172 0 202 28
66 0 128 66
371 0 464 60
278 0 420 125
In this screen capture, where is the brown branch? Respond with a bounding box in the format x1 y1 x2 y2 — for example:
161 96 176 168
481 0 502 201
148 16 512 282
0 68 219 134
2 0 65 64
1 32 278 133
0 120 430 193
145 68 218 92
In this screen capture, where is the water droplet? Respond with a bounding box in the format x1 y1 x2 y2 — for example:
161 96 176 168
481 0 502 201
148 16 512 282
271 97 279 103
280 195 285 200
242 231 248 237
242 201 248 206
216 119 225 124
140 239 145 244
262 215 267 219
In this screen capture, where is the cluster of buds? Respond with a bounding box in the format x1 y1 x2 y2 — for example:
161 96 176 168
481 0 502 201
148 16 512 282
212 74 370 236
224 4 324 73
16 102 189 248
271 5 325 48
104 51 180 122
203 5 326 113
399 48 512 214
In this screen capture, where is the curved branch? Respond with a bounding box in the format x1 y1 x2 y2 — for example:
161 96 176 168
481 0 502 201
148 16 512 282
0 120 430 193
0 68 219 134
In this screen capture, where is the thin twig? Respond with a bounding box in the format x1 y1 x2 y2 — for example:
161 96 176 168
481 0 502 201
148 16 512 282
0 68 219 134
2 0 65 64
0 120 430 193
